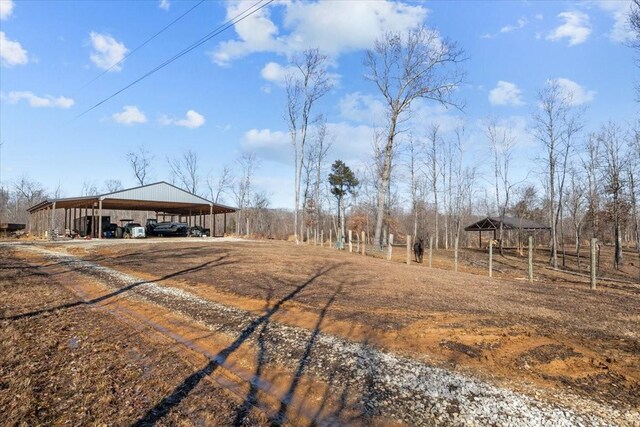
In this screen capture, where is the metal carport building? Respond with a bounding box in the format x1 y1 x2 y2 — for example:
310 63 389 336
27 181 236 238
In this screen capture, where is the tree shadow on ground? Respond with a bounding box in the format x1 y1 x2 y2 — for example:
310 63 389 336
131 263 344 427
2 255 233 321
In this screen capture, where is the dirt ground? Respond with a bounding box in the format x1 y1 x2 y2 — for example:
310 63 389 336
1 238 639 425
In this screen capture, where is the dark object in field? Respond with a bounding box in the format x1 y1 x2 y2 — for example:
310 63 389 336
414 238 424 263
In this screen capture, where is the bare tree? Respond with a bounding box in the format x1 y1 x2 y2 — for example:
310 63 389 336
11 177 48 223
104 179 124 193
451 126 476 255
629 123 640 251
207 165 234 204
599 122 627 269
233 153 259 234
126 145 153 186
425 123 442 248
301 118 332 239
631 0 640 43
81 180 99 196
630 0 640 96
364 26 465 247
532 79 583 268
168 149 200 194
285 48 332 244
565 165 587 269
406 134 423 237
582 133 601 239
485 117 516 255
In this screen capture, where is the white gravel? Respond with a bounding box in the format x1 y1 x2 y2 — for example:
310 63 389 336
16 245 640 426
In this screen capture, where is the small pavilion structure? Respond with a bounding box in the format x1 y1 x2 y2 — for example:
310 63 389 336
464 216 550 248
27 181 236 238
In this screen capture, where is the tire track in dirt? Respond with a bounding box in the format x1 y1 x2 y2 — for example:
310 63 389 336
14 245 639 426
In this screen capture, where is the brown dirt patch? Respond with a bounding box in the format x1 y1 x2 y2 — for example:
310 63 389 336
3 239 640 422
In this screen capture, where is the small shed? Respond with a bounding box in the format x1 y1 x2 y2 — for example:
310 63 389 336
464 216 549 248
27 181 236 238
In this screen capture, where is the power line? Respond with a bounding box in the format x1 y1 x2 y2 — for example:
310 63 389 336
76 0 274 119
81 0 207 89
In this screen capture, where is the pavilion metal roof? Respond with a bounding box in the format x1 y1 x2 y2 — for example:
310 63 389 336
464 216 550 232
27 181 236 215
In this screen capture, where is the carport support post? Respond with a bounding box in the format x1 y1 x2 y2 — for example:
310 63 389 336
98 199 103 239
361 231 366 255
528 235 534 283
387 234 393 260
489 240 493 278
348 230 352 253
590 238 597 290
209 205 213 237
51 202 56 237
406 235 411 265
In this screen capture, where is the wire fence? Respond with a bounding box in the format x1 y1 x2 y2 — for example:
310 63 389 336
301 230 640 291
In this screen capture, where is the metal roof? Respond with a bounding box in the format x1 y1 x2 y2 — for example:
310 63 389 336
464 216 550 232
27 181 236 215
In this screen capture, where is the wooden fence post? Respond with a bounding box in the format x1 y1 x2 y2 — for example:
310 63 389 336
348 230 353 253
314 229 317 246
590 238 597 290
321 230 324 247
429 236 433 268
528 235 533 283
489 240 493 278
329 229 332 248
361 231 366 255
406 235 412 265
387 234 394 260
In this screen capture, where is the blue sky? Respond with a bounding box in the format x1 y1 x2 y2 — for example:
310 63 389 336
0 0 637 208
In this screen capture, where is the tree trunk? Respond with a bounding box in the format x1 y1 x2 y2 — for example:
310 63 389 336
614 191 623 269
373 116 397 247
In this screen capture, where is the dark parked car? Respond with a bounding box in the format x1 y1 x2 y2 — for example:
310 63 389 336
146 219 189 237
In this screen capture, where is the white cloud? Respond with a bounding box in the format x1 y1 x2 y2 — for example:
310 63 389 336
482 16 531 39
5 91 74 108
159 0 170 11
0 31 28 67
176 110 205 128
260 62 297 86
554 78 596 106
260 60 340 89
89 32 128 71
546 11 591 46
159 110 205 129
595 0 634 43
500 17 528 33
488 81 525 106
112 105 147 125
241 128 290 163
211 1 427 65
408 100 465 135
0 0 14 20
338 92 386 123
